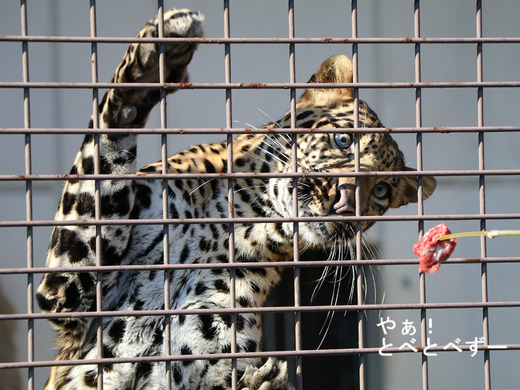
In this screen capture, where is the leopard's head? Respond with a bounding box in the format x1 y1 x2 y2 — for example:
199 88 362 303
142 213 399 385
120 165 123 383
253 55 436 247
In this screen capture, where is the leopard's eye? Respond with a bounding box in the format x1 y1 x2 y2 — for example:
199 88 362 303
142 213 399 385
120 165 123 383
372 182 391 200
334 133 353 149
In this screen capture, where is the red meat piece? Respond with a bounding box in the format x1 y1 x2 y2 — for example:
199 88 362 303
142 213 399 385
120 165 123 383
413 223 457 273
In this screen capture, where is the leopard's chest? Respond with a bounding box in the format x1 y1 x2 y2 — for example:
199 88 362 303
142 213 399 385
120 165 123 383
114 176 285 303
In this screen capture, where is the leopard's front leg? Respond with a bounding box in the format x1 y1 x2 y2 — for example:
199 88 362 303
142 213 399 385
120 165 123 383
36 9 203 387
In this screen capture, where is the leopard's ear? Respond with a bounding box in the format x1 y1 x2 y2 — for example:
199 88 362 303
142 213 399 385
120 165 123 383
299 55 354 105
390 167 437 208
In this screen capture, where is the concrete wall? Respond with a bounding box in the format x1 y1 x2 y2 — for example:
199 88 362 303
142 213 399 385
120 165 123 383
1 1 519 389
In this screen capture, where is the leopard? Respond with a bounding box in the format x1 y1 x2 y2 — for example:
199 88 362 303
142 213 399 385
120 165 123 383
36 9 436 390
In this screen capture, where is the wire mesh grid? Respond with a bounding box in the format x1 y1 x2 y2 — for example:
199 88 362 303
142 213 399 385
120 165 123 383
0 1 519 389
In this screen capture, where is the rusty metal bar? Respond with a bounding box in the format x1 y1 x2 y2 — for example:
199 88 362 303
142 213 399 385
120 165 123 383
351 2 367 389
2 300 520 323
2 212 520 229
20 1 34 388
2 168 520 183
223 1 239 388
476 2 491 389
3 342 519 371
3 35 520 44
287 2 303 389
2 125 520 135
88 1 105 388
413 2 430 389
2 255 520 277
156 3 173 388
2 80 520 89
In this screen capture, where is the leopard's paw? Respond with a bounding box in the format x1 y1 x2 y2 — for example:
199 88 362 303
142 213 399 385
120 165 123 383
239 358 293 390
36 272 94 315
115 9 204 86
162 9 205 65
105 9 204 127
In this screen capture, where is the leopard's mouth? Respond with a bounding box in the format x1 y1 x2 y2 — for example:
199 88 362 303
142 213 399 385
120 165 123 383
299 211 357 245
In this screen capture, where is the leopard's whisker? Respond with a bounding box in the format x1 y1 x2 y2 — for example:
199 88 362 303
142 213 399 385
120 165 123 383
188 179 215 196
237 136 294 169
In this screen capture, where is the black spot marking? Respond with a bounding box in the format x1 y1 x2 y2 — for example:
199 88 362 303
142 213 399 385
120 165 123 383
299 119 316 128
42 273 69 294
242 339 257 353
84 370 97 387
250 281 260 293
238 296 250 307
169 203 179 219
36 293 56 312
216 255 228 263
133 299 144 311
139 165 157 173
214 279 228 293
108 318 126 343
195 282 208 295
250 200 265 217
243 225 254 240
235 157 246 167
200 314 216 340
77 272 94 293
250 267 267 277
61 192 75 215
260 162 270 173
68 165 79 185
62 281 80 310
135 362 153 381
135 183 152 209
204 160 216 173
88 237 123 266
54 229 90 263
73 192 94 216
174 179 183 191
179 244 190 263
296 110 314 121
264 145 274 162
181 345 194 366
154 326 164 345
275 222 287 238
182 223 190 235
199 238 209 252
101 186 131 216
221 343 231 354
209 224 220 240
238 190 251 204
82 156 94 174
173 363 183 384
102 345 115 371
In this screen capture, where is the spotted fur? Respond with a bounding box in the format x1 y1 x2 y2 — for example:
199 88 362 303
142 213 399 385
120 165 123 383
36 9 436 390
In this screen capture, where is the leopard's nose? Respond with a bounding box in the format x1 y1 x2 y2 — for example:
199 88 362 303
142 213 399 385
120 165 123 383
333 185 355 215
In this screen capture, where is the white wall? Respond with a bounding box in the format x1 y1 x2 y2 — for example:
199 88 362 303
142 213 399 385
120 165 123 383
1 1 519 389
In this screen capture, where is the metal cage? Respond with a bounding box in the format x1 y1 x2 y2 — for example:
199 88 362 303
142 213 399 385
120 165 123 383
1 1 519 389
